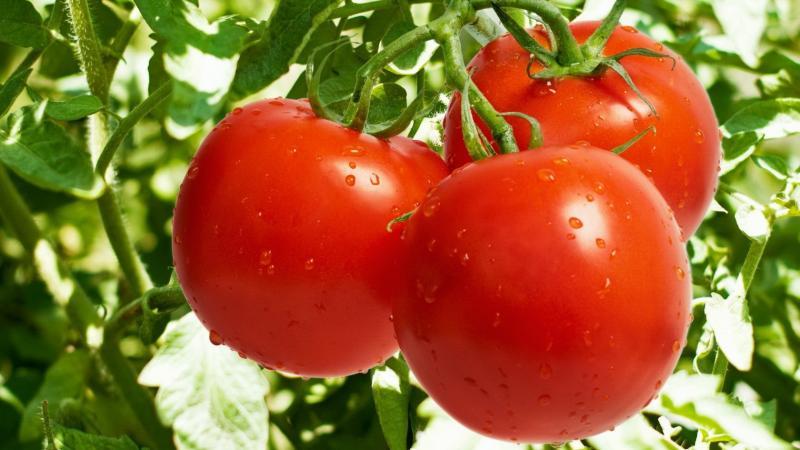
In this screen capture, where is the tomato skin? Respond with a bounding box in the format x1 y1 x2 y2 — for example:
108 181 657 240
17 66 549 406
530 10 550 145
394 145 691 442
444 22 720 237
173 98 448 377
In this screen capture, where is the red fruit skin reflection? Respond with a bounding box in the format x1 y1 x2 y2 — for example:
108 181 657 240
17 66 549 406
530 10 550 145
394 146 691 442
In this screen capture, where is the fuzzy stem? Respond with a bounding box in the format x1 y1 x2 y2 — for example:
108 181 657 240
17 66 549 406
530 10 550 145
66 0 110 99
474 0 583 65
440 34 518 154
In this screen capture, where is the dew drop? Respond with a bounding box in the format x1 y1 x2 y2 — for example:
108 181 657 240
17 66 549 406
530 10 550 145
537 168 556 182
566 233 576 240
238 351 247 358
252 109 262 116
675 266 685 280
586 194 594 202
422 200 440 217
553 157 570 165
232 107 243 115
186 164 200 179
209 330 223 345
304 258 315 270
539 363 552 379
348 161 356 169
595 238 606 248
259 250 272 266
537 394 551 406
672 340 681 353
694 129 705 144
460 252 471 266
427 239 437 252
569 217 583 229
345 175 356 186
621 25 638 33
370 173 380 185
593 181 606 194
492 312 501 327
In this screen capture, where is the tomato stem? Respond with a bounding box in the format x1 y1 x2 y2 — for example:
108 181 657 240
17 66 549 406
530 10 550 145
583 0 626 58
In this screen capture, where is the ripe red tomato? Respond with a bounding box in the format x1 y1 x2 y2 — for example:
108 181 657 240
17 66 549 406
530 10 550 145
394 144 691 442
173 98 448 377
444 22 720 237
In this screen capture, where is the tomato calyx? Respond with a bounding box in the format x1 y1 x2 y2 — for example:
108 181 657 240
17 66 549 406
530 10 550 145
492 0 674 117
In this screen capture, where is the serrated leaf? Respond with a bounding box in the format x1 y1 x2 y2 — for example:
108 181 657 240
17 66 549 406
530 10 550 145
139 313 269 450
19 350 91 441
0 69 33 118
734 203 770 241
231 0 341 98
720 99 800 174
45 95 104 121
136 0 250 138
0 106 101 198
372 357 410 450
705 290 754 371
0 0 48 48
51 423 140 450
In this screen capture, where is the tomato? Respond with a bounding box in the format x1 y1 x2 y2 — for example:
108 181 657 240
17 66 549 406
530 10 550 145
173 98 448 377
394 145 691 442
444 22 720 237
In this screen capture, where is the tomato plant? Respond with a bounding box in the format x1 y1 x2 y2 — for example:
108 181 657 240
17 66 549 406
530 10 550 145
394 145 691 442
444 21 720 237
173 98 447 377
0 0 799 449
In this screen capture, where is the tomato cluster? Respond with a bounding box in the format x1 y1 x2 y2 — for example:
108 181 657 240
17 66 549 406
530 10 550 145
173 22 716 444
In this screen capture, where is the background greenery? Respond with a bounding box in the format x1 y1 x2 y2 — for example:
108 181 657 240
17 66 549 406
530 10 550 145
0 0 799 448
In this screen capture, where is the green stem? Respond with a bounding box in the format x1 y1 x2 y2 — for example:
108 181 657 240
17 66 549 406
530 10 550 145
97 191 154 298
0 165 101 329
440 34 518 154
582 0 625 57
66 0 110 99
474 0 583 65
343 24 434 129
104 15 140 80
96 83 173 175
100 285 185 450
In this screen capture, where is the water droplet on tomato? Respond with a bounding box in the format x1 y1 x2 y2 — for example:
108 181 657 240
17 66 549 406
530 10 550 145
566 233 576 240
422 200 440 217
610 248 618 259
672 340 681 353
675 266 685 279
539 363 552 379
259 250 272 266
537 394 551 406
586 194 594 202
553 157 570 165
569 217 583 229
537 168 556 182
595 238 606 248
348 161 356 169
209 330 223 345
694 129 705 143
269 100 283 106
304 258 315 270
492 312 501 327
593 181 606 194
238 351 247 358
460 252 470 266
345 175 356 186
621 25 638 33
370 173 380 185
186 164 199 179
232 107 243 115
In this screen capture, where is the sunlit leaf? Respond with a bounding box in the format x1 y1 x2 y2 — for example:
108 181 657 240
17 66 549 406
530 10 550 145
0 0 48 48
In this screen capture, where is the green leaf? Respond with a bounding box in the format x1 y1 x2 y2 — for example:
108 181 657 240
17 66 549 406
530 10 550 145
734 202 770 241
720 98 800 174
367 83 407 126
382 20 438 75
51 423 140 450
138 313 270 450
0 106 102 199
0 69 33 118
652 372 791 449
711 0 767 67
0 0 48 48
19 350 91 441
371 357 410 450
587 415 681 449
135 0 251 138
752 154 789 180
705 289 754 371
44 95 104 121
231 0 341 98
